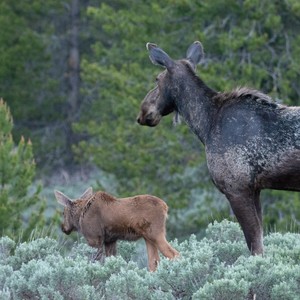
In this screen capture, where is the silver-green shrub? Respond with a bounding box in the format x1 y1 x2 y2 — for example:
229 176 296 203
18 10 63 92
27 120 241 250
193 278 250 300
0 220 299 299
0 289 11 300
9 237 60 269
0 236 15 262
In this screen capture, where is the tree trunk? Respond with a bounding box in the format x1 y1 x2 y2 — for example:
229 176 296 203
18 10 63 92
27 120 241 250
66 0 80 163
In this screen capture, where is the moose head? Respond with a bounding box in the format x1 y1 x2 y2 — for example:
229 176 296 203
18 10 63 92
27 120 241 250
54 187 93 235
137 41 204 127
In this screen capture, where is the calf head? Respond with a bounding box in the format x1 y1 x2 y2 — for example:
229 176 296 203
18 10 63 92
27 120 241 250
137 41 204 126
54 187 93 235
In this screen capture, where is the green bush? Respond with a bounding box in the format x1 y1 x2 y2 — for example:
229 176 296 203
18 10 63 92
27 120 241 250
0 220 299 299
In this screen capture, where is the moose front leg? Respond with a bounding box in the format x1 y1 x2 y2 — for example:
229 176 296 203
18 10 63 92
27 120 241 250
87 237 105 263
145 240 160 272
226 190 263 255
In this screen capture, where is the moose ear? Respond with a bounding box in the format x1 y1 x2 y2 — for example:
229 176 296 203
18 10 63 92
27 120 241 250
146 43 175 71
80 187 93 200
54 190 72 207
186 41 204 68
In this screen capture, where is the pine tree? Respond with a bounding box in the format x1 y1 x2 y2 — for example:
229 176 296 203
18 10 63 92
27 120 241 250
0 99 45 240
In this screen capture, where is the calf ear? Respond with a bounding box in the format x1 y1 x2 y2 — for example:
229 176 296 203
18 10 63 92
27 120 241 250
186 41 204 68
146 43 175 71
54 190 72 207
80 187 93 200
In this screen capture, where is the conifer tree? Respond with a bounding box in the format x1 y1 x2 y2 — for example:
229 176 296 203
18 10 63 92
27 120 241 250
0 99 45 240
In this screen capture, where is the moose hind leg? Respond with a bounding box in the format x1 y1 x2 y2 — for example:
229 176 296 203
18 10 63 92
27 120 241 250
254 190 262 228
227 192 263 255
145 240 160 272
155 235 179 259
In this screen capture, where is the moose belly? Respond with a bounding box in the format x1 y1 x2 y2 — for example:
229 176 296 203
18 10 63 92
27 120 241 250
207 144 300 193
104 226 142 243
259 151 300 191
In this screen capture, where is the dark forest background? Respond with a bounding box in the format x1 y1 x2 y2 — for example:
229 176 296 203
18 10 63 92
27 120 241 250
1 0 300 240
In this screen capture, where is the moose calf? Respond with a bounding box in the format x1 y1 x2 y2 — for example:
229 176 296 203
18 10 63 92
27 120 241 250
55 187 179 271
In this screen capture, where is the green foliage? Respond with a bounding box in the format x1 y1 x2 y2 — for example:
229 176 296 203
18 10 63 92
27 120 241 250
190 0 300 106
0 0 58 120
262 189 300 232
0 0 78 169
1 221 299 299
0 100 45 240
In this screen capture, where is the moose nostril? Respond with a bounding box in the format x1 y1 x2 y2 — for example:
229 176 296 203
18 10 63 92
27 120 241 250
145 113 153 123
137 117 141 124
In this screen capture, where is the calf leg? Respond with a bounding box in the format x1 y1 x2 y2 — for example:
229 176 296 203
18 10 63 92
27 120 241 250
105 241 117 257
155 235 179 259
145 240 160 272
94 247 105 262
91 238 105 262
227 191 263 255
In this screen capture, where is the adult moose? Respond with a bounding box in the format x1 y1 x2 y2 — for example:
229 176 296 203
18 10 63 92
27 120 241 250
137 41 300 255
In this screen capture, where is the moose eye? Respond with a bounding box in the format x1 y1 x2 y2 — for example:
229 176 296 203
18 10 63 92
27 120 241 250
155 77 159 82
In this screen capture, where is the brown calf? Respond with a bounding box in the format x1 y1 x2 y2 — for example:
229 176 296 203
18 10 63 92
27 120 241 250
55 187 179 271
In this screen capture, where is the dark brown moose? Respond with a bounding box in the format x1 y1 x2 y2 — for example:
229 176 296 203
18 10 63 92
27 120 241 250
137 41 300 255
55 187 179 271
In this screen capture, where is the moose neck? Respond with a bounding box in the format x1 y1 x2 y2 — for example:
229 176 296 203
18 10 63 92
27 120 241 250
72 200 87 231
174 75 217 144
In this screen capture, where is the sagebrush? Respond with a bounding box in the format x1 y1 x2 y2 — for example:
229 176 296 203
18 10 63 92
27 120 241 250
0 220 299 299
